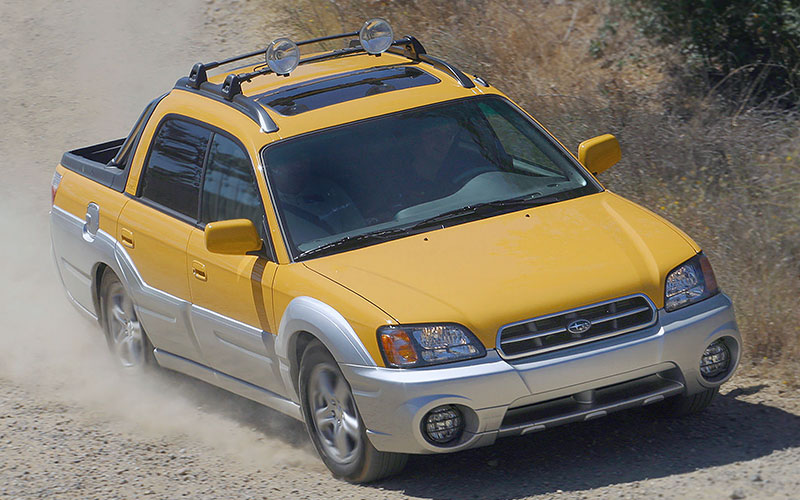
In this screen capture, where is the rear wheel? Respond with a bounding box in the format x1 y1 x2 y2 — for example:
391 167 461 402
657 387 719 417
299 341 407 482
100 270 154 371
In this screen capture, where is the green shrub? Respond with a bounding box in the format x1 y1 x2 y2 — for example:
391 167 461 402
622 0 800 108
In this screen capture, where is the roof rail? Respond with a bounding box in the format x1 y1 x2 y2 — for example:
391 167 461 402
174 77 279 133
174 29 476 132
386 37 475 89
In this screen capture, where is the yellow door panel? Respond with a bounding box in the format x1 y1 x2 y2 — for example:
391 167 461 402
116 199 205 363
186 228 280 390
117 201 193 301
187 229 276 330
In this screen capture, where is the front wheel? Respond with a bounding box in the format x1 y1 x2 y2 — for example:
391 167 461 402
299 341 407 482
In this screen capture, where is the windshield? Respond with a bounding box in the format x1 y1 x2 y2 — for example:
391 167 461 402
262 95 601 260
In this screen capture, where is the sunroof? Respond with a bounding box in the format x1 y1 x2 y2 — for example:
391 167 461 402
255 66 440 116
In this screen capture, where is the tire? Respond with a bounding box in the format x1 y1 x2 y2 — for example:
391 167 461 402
656 387 719 417
299 341 407 483
99 270 154 371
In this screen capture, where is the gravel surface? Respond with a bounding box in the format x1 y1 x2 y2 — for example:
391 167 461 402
1 1 799 499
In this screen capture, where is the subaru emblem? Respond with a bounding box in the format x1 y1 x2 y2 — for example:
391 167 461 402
567 319 592 335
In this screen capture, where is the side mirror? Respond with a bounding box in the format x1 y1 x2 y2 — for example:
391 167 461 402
578 134 621 175
204 219 262 255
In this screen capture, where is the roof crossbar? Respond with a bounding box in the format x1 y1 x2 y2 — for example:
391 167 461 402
187 31 360 90
176 32 476 133
213 36 473 100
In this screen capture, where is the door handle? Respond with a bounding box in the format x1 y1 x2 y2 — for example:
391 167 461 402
192 260 207 281
120 228 134 248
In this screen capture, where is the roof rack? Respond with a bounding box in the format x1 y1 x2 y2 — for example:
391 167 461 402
174 28 476 133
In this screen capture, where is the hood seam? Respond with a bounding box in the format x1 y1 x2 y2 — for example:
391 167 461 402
302 263 400 324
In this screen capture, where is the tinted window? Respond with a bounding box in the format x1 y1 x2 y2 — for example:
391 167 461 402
140 119 211 218
482 102 563 173
256 66 440 116
264 96 598 259
201 134 265 238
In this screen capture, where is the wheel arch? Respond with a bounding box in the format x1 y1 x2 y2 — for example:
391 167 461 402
275 296 377 401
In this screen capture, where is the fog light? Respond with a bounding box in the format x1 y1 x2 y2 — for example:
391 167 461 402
700 339 731 380
423 405 464 445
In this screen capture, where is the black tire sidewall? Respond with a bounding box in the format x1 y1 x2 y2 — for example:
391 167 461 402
657 387 719 417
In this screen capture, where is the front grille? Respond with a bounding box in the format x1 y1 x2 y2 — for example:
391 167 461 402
497 295 657 359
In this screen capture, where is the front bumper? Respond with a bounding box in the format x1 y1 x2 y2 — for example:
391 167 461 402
340 292 740 454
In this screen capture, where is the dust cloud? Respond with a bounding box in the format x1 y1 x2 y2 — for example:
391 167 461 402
0 0 314 471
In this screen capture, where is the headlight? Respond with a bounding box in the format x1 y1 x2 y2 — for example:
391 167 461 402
664 253 719 312
378 324 486 368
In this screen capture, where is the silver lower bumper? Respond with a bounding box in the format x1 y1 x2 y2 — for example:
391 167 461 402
341 293 740 454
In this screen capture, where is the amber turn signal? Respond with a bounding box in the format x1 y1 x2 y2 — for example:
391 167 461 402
380 329 419 366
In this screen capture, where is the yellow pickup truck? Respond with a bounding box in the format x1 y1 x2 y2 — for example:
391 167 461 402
50 19 741 482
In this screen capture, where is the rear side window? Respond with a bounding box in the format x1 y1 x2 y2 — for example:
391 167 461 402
200 134 265 238
139 119 212 218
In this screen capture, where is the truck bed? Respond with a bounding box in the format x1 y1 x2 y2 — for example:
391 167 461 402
60 138 129 191
58 94 166 193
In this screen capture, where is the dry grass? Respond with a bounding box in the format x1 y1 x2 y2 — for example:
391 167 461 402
272 0 799 384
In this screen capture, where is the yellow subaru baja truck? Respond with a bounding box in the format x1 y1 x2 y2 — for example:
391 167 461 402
50 19 741 482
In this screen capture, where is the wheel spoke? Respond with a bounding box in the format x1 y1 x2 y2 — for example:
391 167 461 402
317 415 337 433
111 304 127 324
333 377 352 404
117 335 135 364
333 421 351 456
129 320 143 342
317 370 336 401
314 406 335 429
340 412 361 439
114 324 128 343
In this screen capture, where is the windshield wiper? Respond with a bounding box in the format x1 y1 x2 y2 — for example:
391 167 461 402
296 194 562 259
410 193 560 230
296 227 412 260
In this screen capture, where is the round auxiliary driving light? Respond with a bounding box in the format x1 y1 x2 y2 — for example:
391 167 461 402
422 405 464 445
700 339 731 380
266 37 300 75
359 18 394 54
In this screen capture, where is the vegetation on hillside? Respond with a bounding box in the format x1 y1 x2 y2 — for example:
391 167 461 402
278 0 799 384
622 0 800 109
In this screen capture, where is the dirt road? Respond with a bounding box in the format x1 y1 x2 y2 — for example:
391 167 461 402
1 1 799 499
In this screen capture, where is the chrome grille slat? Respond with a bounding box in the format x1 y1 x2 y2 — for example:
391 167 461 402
502 326 567 344
589 306 652 325
497 294 657 360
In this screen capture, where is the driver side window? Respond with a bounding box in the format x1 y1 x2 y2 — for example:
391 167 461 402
200 133 266 240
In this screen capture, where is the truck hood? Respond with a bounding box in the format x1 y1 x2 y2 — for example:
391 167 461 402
303 192 699 349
